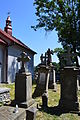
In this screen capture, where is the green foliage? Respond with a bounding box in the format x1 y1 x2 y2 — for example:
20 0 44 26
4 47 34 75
53 48 65 59
53 47 66 68
32 0 80 65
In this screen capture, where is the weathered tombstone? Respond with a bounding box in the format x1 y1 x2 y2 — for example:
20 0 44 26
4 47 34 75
0 87 10 104
33 48 56 97
33 64 50 97
14 52 34 108
59 46 79 111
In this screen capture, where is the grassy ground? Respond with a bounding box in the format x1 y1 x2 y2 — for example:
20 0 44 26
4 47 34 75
0 83 80 120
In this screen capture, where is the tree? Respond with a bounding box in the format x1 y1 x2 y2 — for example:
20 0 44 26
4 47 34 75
32 0 80 66
53 47 66 68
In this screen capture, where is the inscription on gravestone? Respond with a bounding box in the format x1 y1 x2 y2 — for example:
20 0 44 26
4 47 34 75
39 73 45 84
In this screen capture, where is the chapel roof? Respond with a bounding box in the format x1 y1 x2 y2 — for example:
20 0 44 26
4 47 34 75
0 38 7 45
0 28 36 54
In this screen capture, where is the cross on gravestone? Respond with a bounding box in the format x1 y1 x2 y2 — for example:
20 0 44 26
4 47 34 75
40 54 44 63
40 52 48 65
46 48 53 65
60 46 78 66
17 52 31 73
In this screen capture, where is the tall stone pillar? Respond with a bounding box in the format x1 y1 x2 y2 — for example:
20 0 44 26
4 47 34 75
59 67 79 111
12 52 34 108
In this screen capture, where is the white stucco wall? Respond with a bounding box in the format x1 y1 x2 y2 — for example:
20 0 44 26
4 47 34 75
8 46 21 83
8 45 34 83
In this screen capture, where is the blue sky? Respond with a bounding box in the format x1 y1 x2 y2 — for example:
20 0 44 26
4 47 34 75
0 0 61 66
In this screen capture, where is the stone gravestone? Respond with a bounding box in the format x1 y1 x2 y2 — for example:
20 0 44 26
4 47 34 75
33 48 56 97
33 64 50 97
59 46 79 111
14 52 34 108
0 88 10 104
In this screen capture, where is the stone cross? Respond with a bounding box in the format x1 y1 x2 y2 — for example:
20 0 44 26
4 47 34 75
17 52 31 73
46 48 53 65
40 52 48 65
40 54 44 63
60 46 78 66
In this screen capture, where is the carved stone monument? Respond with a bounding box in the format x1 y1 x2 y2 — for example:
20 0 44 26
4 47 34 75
33 64 50 97
59 46 79 111
46 48 53 65
33 48 56 97
14 52 34 108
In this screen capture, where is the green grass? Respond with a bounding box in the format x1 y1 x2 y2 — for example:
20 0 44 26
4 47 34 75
0 83 80 120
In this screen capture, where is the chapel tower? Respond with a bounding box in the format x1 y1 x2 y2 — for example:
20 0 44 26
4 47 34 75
4 16 12 36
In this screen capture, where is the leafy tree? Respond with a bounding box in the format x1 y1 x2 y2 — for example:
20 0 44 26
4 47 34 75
53 47 66 68
32 0 80 66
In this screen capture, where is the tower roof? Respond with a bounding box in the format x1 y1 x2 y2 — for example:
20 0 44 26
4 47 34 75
4 16 12 36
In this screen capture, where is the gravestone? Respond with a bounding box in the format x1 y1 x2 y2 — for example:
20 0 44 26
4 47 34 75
0 87 10 104
33 64 50 97
59 46 79 111
33 48 56 97
13 52 34 108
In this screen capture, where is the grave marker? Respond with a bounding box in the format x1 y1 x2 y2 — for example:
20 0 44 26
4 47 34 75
14 52 34 108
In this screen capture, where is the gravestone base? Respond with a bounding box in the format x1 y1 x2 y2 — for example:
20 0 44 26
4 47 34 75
59 99 79 111
26 107 38 120
12 99 35 109
42 92 48 107
0 106 26 120
14 72 34 108
59 66 79 112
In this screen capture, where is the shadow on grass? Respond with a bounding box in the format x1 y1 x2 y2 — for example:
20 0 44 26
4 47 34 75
38 105 70 116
